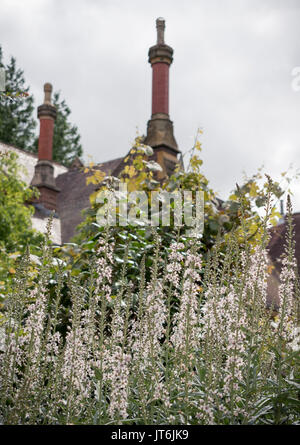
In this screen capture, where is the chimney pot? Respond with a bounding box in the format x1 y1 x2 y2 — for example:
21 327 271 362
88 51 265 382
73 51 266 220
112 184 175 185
43 82 53 104
156 17 165 44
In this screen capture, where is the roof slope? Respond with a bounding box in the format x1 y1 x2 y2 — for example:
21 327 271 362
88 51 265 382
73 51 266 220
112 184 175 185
268 213 300 275
56 157 123 243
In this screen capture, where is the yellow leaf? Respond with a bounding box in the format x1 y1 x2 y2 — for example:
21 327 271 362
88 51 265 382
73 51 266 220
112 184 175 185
89 191 98 204
195 141 202 151
249 182 259 198
86 176 98 185
125 165 136 178
94 170 105 181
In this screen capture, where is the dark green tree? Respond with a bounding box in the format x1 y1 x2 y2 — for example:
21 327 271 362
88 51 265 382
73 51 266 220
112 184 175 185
0 46 36 150
33 91 83 167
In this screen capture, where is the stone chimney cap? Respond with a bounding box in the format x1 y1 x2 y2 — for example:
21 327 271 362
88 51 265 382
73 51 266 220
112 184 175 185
156 17 165 44
38 82 56 119
43 82 53 104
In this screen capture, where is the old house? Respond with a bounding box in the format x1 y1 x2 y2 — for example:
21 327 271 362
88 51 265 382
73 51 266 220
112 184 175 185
0 18 298 300
0 18 181 245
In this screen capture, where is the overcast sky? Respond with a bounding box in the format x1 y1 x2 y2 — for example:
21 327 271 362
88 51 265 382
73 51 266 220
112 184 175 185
1 0 300 212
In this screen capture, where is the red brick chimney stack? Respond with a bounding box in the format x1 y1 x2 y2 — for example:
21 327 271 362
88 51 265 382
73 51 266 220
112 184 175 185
31 83 59 212
37 83 56 161
144 18 180 178
151 18 170 116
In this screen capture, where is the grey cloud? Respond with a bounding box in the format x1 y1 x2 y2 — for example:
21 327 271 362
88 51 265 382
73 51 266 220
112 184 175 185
0 0 299 210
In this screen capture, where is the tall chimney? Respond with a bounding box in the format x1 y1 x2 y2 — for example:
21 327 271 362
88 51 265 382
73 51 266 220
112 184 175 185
144 18 180 178
31 83 59 212
151 18 170 116
37 83 56 160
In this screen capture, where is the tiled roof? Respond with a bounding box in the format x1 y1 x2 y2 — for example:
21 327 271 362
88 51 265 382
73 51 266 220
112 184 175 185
268 213 300 275
266 213 300 309
56 157 123 243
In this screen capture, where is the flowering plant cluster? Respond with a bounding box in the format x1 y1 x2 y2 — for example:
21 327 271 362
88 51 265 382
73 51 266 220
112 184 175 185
0 196 299 425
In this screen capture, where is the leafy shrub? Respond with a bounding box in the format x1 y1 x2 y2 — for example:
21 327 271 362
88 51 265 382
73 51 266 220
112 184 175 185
0 195 299 425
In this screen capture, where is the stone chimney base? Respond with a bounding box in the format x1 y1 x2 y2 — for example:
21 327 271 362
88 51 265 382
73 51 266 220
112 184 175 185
31 160 59 211
144 113 179 153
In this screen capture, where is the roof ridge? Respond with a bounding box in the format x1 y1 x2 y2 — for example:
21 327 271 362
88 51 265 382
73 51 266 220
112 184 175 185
0 140 68 170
